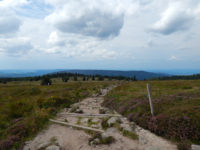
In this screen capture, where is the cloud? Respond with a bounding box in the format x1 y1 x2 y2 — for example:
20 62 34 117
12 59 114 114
47 31 65 46
46 8 124 39
45 0 141 39
43 32 117 60
0 37 33 56
0 0 30 35
0 16 21 34
150 2 194 35
168 55 178 61
0 0 29 9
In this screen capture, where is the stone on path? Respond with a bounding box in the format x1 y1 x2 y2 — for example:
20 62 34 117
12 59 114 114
45 145 60 150
145 146 161 150
120 123 132 132
107 117 121 127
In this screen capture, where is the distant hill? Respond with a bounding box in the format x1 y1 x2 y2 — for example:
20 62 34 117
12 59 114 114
58 70 168 80
0 69 168 80
0 70 62 78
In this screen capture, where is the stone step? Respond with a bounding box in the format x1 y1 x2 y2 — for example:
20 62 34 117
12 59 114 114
59 113 122 118
50 119 104 133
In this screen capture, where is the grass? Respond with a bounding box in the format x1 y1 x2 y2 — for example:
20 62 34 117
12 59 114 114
77 117 82 125
103 80 200 149
0 79 112 149
101 117 110 129
122 130 138 140
88 133 115 145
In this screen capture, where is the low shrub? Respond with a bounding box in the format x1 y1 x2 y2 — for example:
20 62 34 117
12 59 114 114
122 130 138 140
101 118 110 129
103 80 200 147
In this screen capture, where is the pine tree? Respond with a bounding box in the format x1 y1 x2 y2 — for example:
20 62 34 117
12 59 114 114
133 75 137 81
41 76 52 85
62 76 69 82
82 76 86 81
74 76 78 81
92 76 95 81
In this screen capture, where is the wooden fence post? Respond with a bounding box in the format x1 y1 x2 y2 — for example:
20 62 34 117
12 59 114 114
147 83 154 116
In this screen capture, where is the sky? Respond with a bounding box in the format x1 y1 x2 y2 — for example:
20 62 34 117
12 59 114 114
0 0 200 71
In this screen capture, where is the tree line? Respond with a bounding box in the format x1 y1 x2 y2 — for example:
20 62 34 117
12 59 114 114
0 72 137 85
153 74 200 80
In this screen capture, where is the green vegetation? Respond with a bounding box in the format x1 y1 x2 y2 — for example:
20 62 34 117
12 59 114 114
88 133 115 145
41 76 52 85
159 74 200 80
0 72 138 84
101 117 110 129
122 130 138 140
0 79 111 149
103 80 200 149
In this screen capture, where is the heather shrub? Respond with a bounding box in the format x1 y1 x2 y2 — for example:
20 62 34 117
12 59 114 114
0 81 111 149
103 80 200 146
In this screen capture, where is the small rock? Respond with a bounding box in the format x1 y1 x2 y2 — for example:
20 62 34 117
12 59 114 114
24 141 31 145
99 108 109 114
92 118 100 123
101 133 109 139
106 127 118 133
94 138 100 144
91 124 99 128
45 145 60 150
107 117 121 127
37 141 50 149
139 136 148 145
75 109 83 113
81 118 88 124
145 146 161 150
191 144 200 150
120 123 132 132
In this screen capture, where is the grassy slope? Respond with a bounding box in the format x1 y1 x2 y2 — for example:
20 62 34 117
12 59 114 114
103 80 200 148
0 79 112 149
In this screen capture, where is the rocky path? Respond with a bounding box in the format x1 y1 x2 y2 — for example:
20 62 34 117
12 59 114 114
23 86 177 150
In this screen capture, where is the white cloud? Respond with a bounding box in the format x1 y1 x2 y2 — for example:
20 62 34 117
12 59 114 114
0 0 29 9
47 31 65 46
168 55 178 61
0 37 33 56
150 2 195 35
42 32 117 60
0 0 26 35
45 0 140 39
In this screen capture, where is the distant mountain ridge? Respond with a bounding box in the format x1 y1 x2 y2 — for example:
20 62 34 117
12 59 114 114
58 70 168 80
0 69 168 80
